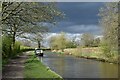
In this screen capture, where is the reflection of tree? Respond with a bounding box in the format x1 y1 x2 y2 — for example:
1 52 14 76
53 56 65 75
99 63 118 78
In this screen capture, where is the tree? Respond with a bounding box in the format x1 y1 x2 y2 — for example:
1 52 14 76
99 3 118 54
57 32 67 51
66 40 77 48
81 33 94 47
29 33 44 48
66 36 77 48
21 39 32 47
49 32 67 51
93 38 100 47
2 2 64 45
49 36 58 50
21 26 48 48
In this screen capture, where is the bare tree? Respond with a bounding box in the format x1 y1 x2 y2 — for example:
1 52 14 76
81 33 94 47
99 3 118 51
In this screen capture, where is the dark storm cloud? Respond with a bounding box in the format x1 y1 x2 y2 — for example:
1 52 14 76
50 2 104 35
57 2 103 24
52 22 102 35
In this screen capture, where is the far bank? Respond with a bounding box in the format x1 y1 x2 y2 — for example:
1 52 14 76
51 47 119 64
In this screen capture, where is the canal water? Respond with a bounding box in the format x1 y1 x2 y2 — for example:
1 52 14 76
42 52 118 78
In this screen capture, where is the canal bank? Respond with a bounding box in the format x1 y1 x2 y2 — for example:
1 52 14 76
24 52 63 79
52 48 119 64
42 52 118 78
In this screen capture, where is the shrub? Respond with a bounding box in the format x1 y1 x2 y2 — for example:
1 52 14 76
2 36 34 66
2 36 13 59
2 36 21 59
11 41 21 58
100 40 117 58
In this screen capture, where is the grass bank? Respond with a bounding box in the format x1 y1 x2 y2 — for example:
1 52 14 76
24 52 63 80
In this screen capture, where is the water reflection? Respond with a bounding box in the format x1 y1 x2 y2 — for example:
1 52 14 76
99 62 118 78
42 52 118 78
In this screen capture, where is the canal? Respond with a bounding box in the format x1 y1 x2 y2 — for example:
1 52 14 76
41 51 118 78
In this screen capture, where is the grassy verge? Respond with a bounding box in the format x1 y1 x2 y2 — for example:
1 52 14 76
54 47 119 64
24 52 63 80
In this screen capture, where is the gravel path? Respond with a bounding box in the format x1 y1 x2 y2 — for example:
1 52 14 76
2 52 28 80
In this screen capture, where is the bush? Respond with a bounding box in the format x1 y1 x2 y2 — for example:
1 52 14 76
20 46 34 52
100 41 117 58
2 36 34 66
11 41 21 58
2 36 21 59
2 36 13 59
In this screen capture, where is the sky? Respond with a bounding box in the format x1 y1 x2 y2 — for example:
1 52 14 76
42 2 105 47
28 2 106 47
49 2 104 35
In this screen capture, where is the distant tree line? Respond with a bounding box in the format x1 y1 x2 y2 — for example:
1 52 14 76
81 33 100 47
49 32 101 51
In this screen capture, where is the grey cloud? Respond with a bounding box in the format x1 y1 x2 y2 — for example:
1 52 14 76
50 2 104 35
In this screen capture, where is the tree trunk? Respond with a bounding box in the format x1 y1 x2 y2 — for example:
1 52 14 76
12 24 17 46
12 32 16 46
38 41 41 49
